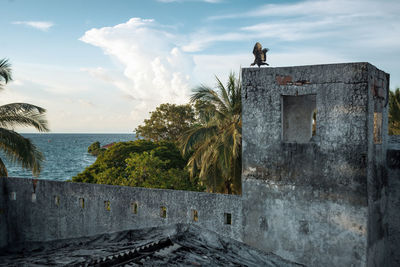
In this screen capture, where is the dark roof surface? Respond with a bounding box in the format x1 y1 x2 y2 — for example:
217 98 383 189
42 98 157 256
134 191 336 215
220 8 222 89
0 224 303 266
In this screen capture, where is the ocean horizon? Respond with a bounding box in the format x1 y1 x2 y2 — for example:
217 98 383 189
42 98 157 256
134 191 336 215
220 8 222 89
2 133 136 181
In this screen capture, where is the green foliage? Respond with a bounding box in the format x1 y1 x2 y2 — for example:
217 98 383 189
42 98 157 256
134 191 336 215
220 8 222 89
389 88 400 135
87 141 105 156
181 72 242 194
72 139 204 191
0 58 49 177
135 103 196 143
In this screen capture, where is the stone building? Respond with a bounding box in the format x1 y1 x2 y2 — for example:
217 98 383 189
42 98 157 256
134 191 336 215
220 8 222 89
241 62 393 266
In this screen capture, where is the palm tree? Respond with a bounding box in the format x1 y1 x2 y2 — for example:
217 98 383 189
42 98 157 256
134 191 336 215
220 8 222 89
0 58 49 177
389 88 400 135
181 72 241 194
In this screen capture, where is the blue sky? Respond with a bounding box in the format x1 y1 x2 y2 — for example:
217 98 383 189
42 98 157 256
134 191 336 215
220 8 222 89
1 0 399 133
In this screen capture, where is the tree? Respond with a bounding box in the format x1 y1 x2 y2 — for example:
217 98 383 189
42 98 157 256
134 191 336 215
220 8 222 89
389 88 400 135
87 141 105 156
0 58 49 177
135 103 196 143
72 139 204 192
180 72 242 194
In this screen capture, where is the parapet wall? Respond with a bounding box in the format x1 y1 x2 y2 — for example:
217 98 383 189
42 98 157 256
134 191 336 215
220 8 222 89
0 177 242 248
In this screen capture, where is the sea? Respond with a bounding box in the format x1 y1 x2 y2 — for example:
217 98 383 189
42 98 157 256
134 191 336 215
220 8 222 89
2 133 136 181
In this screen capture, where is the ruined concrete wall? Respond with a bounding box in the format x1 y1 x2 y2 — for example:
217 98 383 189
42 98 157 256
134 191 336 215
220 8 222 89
386 135 400 266
242 63 388 266
366 65 390 267
1 177 242 248
0 178 7 248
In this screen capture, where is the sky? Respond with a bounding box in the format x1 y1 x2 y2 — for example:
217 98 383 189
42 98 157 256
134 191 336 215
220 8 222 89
1 0 399 133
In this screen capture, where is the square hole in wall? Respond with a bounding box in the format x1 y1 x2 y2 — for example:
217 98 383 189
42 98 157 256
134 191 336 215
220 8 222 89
160 206 167 218
282 94 317 143
54 195 60 207
224 213 232 225
374 112 382 144
192 209 198 222
131 202 138 214
104 201 111 211
9 192 16 201
79 198 85 209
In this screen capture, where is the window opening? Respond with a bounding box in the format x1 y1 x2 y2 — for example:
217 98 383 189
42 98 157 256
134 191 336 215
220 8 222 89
224 213 232 225
160 206 167 218
131 202 138 214
282 94 317 143
192 209 198 222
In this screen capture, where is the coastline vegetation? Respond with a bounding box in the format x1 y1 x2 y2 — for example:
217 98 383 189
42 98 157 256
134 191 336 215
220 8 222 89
72 139 203 191
0 58 49 177
74 72 242 194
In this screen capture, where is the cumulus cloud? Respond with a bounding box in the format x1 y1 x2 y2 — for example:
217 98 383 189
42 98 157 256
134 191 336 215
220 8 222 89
80 18 194 123
12 21 53 31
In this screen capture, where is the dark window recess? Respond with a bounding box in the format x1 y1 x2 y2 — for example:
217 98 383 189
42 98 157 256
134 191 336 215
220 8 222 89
160 206 167 218
131 202 138 214
224 213 232 225
9 192 16 201
79 198 85 209
192 209 198 222
104 201 111 211
54 196 60 207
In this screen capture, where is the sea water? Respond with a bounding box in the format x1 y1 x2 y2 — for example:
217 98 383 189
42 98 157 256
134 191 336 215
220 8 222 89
2 133 135 181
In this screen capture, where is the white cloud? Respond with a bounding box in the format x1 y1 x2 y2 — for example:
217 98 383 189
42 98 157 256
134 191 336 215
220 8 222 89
12 21 54 31
80 18 195 126
185 0 400 53
158 0 222 3
208 0 400 20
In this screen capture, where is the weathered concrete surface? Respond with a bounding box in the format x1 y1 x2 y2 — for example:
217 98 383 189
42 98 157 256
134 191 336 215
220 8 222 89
1 177 242 247
0 179 7 248
386 135 400 266
242 179 367 266
241 63 390 266
0 224 303 266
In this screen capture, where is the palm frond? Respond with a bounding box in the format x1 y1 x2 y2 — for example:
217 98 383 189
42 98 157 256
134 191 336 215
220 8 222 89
0 58 12 90
0 128 44 176
183 72 242 194
0 103 49 132
0 157 8 177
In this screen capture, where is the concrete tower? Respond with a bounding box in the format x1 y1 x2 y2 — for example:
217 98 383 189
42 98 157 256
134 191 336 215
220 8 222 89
241 63 389 266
